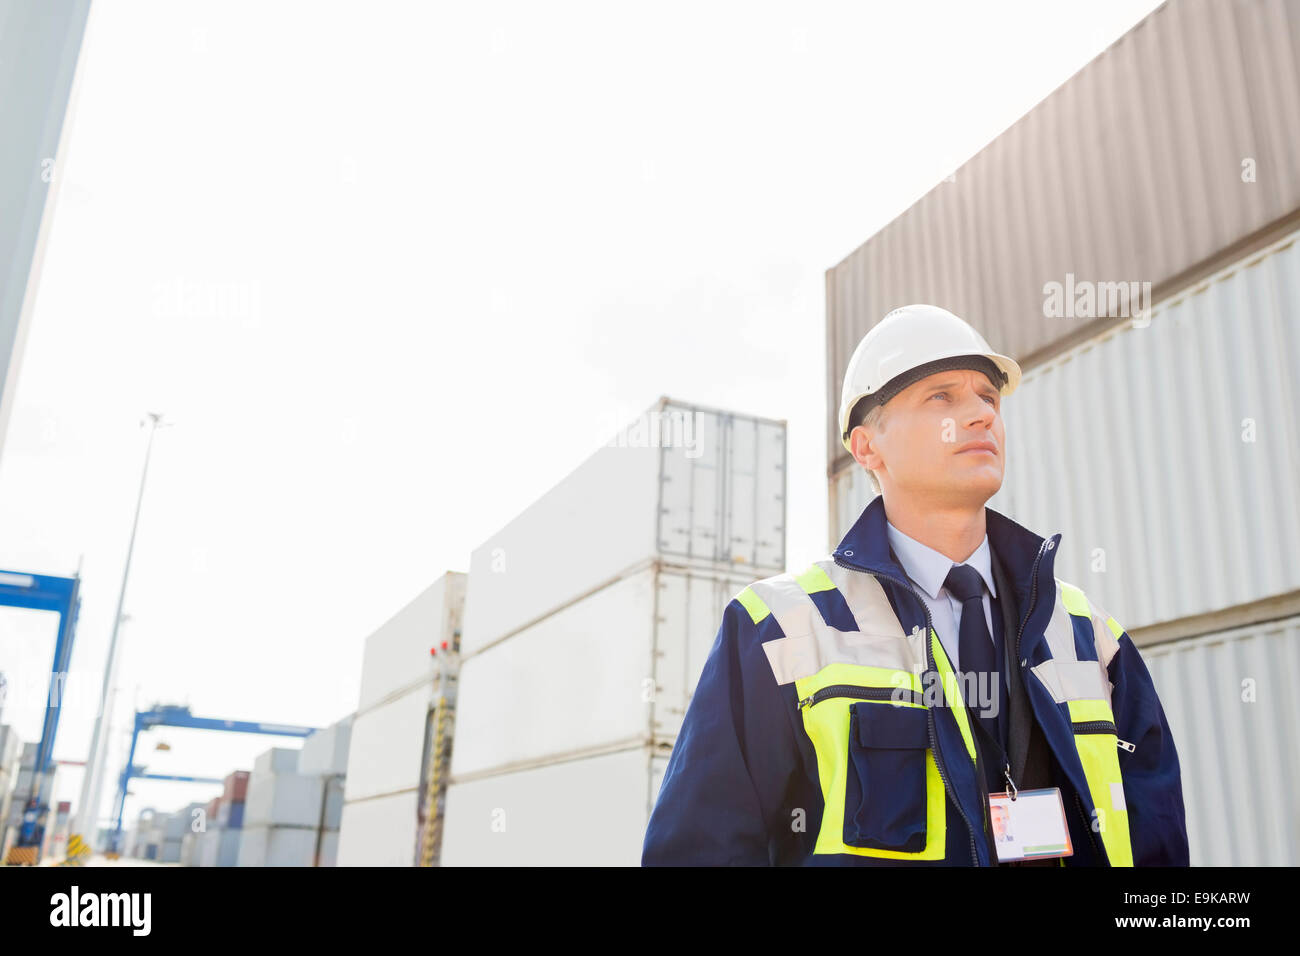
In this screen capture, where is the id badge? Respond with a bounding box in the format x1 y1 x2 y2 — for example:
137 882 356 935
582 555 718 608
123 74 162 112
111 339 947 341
987 787 1073 862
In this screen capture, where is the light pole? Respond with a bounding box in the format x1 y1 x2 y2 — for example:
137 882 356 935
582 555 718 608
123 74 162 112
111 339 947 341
72 412 168 853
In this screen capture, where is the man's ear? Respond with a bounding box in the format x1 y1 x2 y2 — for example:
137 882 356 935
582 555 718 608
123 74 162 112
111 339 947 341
850 426 883 473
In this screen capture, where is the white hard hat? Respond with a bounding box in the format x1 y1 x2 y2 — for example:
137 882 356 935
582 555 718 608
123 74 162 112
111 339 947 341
838 304 1021 453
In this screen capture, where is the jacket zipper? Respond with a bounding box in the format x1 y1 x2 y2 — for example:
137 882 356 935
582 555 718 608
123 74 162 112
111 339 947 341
1073 789 1106 864
1071 720 1136 751
832 554 981 867
797 685 925 709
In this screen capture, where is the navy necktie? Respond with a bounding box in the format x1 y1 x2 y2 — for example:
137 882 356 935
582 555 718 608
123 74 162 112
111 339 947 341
943 563 1003 771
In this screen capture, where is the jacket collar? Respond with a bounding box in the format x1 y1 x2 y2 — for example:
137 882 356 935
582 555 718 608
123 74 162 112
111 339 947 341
832 493 1060 607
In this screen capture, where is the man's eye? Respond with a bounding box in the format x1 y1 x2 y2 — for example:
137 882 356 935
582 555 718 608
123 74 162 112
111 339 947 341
930 392 947 400
983 395 997 405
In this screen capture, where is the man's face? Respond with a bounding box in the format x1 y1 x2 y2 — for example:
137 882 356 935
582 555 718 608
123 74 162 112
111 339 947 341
851 367 1006 507
992 805 1008 838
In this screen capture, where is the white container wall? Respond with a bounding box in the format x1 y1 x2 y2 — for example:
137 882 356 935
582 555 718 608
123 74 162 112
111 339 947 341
245 773 326 829
442 746 668 866
452 565 753 777
343 687 432 802
236 825 320 867
336 792 419 867
461 398 786 656
299 717 353 776
356 573 465 713
253 747 301 776
831 232 1300 635
1142 615 1300 866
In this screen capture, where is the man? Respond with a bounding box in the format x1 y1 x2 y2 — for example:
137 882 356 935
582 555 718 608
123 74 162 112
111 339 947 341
642 304 1188 867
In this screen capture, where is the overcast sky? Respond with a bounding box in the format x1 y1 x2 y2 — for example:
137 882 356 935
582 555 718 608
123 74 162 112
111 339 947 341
0 0 1163 829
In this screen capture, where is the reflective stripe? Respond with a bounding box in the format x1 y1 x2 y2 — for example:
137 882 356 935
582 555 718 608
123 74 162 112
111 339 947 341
735 585 770 625
1041 599 1081 663
1067 698 1134 867
1029 658 1112 705
796 662 947 860
1056 579 1091 617
795 563 836 595
750 566 919 685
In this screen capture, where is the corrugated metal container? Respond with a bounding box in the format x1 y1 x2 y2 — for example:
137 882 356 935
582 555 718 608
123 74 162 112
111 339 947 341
245 772 325 829
180 831 201 867
831 230 1300 633
236 825 318 867
197 826 241 868
336 792 419 866
825 0 1300 473
218 800 245 829
452 565 755 777
222 771 249 804
0 725 19 772
1141 614 1300 866
462 397 786 657
253 747 301 776
320 776 344 830
162 803 205 841
317 828 339 867
159 838 182 864
442 746 667 866
356 573 464 713
299 717 353 776
343 687 431 802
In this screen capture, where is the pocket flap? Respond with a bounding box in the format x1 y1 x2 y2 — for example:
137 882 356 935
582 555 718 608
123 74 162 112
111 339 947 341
853 701 929 749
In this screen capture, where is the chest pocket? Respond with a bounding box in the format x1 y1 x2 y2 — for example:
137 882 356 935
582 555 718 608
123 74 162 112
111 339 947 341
846 700 931 851
796 663 948 860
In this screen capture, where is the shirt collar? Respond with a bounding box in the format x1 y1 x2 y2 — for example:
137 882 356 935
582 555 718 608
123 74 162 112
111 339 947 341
885 519 998 601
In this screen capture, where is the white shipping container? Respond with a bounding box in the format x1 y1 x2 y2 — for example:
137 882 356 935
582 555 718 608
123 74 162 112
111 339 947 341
442 746 668 866
253 747 301 776
452 565 753 777
356 573 465 713
299 717 354 776
461 398 786 657
321 776 344 830
159 839 182 864
832 231 1300 634
336 791 419 867
317 829 338 867
0 725 19 772
197 827 241 868
1142 615 1300 866
163 803 205 841
342 686 432 803
236 825 320 867
245 772 325 829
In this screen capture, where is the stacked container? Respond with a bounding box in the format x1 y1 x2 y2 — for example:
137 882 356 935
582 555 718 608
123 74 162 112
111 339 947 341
441 397 786 865
238 747 319 866
298 717 352 866
0 726 20 854
337 572 466 866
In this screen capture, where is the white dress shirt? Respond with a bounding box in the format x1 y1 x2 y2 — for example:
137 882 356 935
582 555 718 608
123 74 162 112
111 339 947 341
884 519 998 675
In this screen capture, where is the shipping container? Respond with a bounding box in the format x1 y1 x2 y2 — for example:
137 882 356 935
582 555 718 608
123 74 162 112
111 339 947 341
356 573 465 713
245 773 326 829
452 564 755 777
442 745 667 866
1141 614 1300 866
317 828 339 867
236 825 319 867
299 717 354 776
222 771 249 805
461 398 786 657
343 687 431 803
830 229 1300 636
253 747 301 776
218 800 245 829
159 838 182 864
824 0 1300 473
336 792 419 867
197 826 241 868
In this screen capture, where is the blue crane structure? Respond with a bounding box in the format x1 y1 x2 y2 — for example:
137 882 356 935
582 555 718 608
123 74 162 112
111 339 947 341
0 568 81 864
110 704 317 853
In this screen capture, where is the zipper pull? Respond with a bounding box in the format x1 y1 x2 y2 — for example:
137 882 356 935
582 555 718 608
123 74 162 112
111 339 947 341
796 694 814 711
1117 738 1135 752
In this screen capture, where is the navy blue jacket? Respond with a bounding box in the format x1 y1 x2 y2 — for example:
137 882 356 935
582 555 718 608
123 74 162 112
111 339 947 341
642 495 1190 866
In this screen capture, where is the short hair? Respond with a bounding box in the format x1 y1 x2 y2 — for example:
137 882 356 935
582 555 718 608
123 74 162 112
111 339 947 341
847 399 888 496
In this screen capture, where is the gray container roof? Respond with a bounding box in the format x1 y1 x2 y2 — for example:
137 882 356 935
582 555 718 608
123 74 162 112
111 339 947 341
826 0 1300 470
